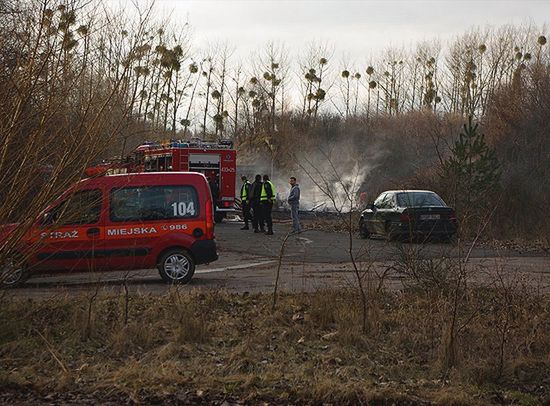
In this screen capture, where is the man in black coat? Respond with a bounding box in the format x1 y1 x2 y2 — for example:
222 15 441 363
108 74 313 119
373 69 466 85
249 174 264 233
261 174 275 235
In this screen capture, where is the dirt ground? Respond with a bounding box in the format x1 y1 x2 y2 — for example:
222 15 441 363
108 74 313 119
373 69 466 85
5 218 550 299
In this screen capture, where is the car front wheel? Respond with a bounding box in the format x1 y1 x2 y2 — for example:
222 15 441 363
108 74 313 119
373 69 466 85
158 249 195 284
359 218 370 239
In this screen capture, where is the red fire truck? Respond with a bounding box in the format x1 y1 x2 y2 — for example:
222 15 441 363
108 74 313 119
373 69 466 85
85 139 237 222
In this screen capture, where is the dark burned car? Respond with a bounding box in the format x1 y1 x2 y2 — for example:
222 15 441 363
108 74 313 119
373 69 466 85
359 190 458 241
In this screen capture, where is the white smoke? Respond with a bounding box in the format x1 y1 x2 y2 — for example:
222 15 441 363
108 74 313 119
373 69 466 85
273 146 380 213
291 161 370 212
238 139 383 213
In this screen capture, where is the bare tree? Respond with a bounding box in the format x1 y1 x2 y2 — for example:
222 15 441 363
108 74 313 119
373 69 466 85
0 0 155 285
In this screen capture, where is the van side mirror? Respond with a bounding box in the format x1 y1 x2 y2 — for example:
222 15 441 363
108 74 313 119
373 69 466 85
368 203 376 211
41 211 58 226
41 212 52 226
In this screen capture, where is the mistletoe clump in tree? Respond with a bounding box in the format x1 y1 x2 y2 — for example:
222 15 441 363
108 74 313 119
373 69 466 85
442 116 501 230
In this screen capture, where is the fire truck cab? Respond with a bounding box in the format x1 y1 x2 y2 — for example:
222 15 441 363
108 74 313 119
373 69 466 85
132 139 236 223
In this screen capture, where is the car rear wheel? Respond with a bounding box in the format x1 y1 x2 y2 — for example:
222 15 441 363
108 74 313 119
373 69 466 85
1 257 28 288
158 249 195 284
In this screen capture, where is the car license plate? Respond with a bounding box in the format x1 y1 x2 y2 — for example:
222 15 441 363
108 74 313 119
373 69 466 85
420 214 440 220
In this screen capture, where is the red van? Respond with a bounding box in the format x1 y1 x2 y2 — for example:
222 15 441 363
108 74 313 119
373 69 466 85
0 172 217 286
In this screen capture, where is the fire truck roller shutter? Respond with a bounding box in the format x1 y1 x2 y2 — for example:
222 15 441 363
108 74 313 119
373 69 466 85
188 153 220 171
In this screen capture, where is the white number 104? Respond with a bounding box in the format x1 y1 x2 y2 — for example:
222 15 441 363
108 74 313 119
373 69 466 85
171 202 195 216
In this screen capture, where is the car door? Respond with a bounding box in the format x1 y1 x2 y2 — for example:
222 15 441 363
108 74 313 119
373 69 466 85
103 185 144 271
104 183 201 271
368 193 387 234
31 188 106 272
379 193 398 234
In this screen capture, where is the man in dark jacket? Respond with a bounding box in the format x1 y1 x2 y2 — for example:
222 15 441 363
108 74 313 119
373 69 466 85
240 176 252 230
250 174 264 233
261 174 275 235
208 176 219 204
208 175 220 220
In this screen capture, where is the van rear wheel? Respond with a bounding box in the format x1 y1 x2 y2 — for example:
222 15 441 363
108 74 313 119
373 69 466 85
214 211 225 223
158 249 195 284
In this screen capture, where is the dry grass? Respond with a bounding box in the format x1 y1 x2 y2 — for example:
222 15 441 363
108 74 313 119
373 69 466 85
0 287 549 405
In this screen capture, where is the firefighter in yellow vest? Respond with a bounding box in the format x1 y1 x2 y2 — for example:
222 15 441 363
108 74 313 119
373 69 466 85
260 174 276 235
240 176 252 230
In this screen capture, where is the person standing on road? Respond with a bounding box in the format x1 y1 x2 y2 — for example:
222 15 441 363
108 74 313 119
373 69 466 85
288 176 301 234
208 176 219 204
261 174 275 235
240 176 252 230
207 176 220 220
250 174 264 233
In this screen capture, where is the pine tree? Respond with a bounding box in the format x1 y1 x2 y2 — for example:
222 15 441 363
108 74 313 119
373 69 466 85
442 116 500 229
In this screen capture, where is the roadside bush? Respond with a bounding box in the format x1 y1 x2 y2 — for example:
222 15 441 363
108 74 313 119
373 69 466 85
485 64 550 238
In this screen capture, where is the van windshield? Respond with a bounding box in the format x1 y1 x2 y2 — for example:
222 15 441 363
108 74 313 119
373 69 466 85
110 185 198 222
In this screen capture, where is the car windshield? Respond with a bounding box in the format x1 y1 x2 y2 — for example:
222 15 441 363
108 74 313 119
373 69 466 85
396 192 445 207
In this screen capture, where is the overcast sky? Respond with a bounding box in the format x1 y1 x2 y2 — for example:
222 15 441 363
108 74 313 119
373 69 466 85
138 0 550 61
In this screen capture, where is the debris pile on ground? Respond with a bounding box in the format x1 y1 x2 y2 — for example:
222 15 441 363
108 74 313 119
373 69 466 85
303 213 360 233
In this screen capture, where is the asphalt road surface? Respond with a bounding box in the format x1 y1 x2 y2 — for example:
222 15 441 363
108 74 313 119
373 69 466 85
5 220 550 298
216 219 524 262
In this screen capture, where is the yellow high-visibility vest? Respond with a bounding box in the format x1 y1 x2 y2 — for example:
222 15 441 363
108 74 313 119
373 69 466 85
260 180 275 202
241 181 250 201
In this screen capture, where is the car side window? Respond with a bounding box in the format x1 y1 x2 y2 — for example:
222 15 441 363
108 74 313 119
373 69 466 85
374 193 386 208
46 189 102 226
110 185 199 222
385 193 396 208
376 193 393 209
380 193 394 209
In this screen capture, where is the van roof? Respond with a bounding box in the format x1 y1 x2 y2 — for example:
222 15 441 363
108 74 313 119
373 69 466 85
103 171 205 178
77 172 208 188
45 172 210 212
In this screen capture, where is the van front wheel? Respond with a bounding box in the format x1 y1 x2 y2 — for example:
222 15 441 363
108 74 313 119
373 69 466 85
158 249 195 284
1 256 28 288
